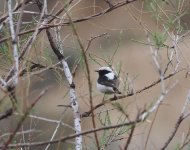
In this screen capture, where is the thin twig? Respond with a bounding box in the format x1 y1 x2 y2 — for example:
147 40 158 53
5 0 48 85
0 129 40 139
143 27 167 149
68 14 100 149
0 87 177 149
161 90 190 150
0 119 141 149
0 0 137 44
143 103 159 150
2 88 48 150
123 124 136 150
71 33 107 77
82 70 182 118
14 113 75 130
0 0 33 24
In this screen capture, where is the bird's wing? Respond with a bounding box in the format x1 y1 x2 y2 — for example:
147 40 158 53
98 75 121 94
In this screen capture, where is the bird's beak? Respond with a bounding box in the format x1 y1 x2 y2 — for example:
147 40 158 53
95 70 99 72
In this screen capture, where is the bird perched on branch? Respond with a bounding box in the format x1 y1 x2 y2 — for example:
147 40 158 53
96 66 121 95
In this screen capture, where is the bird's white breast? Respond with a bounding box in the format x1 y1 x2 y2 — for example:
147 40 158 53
97 83 114 94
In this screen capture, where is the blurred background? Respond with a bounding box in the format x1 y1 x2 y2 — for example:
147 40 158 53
0 0 190 149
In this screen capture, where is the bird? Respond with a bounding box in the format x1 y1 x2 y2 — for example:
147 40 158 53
96 66 121 95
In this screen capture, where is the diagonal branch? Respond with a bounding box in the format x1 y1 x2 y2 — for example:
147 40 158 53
0 86 176 149
67 13 100 149
2 88 48 150
161 90 190 150
0 0 138 44
46 29 82 150
0 119 139 149
82 70 182 117
0 0 33 24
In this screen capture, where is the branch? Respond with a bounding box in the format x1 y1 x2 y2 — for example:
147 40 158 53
0 119 140 149
68 13 100 149
0 87 177 149
5 0 48 85
0 108 13 120
46 29 82 150
82 70 182 117
7 0 19 85
2 88 48 150
71 33 107 77
0 0 33 24
123 123 136 150
161 90 190 150
0 0 138 44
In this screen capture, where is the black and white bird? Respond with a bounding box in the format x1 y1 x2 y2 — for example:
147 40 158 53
96 66 121 94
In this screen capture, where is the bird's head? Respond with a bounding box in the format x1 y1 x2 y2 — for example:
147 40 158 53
95 66 113 77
